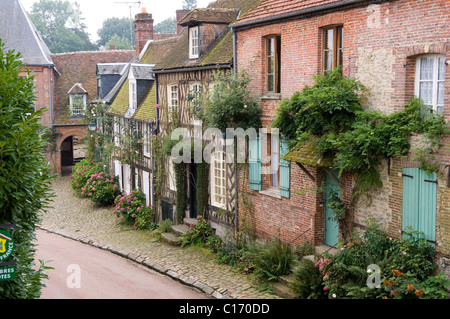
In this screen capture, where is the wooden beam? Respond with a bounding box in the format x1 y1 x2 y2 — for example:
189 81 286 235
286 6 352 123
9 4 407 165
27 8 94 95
324 168 342 188
295 162 315 182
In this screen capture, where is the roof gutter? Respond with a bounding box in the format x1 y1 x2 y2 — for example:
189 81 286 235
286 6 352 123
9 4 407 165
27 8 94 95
232 0 392 29
152 63 232 74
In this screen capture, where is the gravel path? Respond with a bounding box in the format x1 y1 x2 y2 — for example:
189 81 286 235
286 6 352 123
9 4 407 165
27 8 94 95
39 176 280 299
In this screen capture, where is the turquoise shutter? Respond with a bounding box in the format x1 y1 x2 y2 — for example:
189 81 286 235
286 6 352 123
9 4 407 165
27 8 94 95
279 137 290 198
249 134 261 191
419 170 437 243
402 168 419 234
402 168 437 243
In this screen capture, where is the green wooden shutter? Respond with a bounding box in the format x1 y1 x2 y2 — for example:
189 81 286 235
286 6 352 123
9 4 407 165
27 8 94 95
402 168 437 243
279 137 290 198
419 170 437 243
402 168 419 234
248 135 261 191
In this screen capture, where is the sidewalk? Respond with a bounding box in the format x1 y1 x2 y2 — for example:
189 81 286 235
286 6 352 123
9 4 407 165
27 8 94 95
39 176 281 299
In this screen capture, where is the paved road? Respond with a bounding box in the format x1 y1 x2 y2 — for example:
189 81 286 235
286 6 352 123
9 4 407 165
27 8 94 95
35 229 208 299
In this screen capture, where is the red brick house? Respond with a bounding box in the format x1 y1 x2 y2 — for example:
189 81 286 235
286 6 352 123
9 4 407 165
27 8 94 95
231 0 450 270
50 50 135 175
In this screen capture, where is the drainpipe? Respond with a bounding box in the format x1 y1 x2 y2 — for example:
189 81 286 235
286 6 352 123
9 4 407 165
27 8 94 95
48 66 53 129
151 74 159 211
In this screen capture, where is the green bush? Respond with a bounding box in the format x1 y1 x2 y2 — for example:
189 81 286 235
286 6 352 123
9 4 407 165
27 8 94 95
216 240 246 267
113 190 153 228
292 259 328 299
0 41 53 298
84 171 120 204
180 216 212 247
251 239 296 282
70 158 102 195
321 222 442 299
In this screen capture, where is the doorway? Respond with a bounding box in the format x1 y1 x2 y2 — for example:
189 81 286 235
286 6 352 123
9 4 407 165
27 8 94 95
324 170 340 247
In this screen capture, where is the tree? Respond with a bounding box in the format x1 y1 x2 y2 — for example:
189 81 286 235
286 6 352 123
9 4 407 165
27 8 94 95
105 35 133 50
0 40 53 298
97 17 134 49
154 17 176 34
182 0 198 10
29 0 96 53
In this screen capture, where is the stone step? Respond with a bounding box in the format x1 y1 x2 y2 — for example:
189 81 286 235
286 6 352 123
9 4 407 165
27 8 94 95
302 254 318 263
183 217 198 227
161 232 181 246
271 282 297 299
172 224 189 236
278 274 297 288
315 244 339 256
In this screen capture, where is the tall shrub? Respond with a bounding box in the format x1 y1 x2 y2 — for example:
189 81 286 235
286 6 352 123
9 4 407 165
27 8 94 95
0 41 53 298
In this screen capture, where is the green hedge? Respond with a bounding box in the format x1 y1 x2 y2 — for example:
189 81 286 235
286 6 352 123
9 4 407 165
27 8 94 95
0 41 53 298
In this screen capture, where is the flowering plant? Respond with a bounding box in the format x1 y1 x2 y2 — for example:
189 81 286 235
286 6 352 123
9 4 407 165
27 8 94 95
113 190 153 229
83 171 120 204
70 158 103 196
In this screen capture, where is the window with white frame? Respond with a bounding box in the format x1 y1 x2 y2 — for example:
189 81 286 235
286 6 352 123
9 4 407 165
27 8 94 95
168 157 176 191
189 26 199 59
211 151 226 208
270 133 280 189
189 83 202 112
69 93 87 116
168 85 178 115
415 54 446 114
143 122 151 157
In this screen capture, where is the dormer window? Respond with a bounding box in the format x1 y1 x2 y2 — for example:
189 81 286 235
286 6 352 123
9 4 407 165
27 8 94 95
189 26 199 59
68 83 88 117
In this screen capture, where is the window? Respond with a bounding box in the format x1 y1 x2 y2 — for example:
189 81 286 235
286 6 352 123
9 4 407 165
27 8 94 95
69 93 86 117
266 35 281 93
211 151 226 208
168 85 178 115
189 26 199 59
143 122 151 157
189 83 202 112
129 79 137 111
323 26 343 71
415 55 446 114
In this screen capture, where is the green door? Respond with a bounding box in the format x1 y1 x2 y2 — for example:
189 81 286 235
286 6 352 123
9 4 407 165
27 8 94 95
324 170 340 247
402 168 437 243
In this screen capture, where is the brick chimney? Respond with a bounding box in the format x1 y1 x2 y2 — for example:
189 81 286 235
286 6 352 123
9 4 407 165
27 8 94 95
176 10 190 36
134 7 154 56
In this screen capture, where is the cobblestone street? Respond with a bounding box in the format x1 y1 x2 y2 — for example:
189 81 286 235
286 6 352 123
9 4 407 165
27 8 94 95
39 176 280 299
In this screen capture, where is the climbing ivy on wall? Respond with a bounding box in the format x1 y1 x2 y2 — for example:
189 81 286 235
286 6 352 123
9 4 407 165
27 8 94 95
272 67 449 197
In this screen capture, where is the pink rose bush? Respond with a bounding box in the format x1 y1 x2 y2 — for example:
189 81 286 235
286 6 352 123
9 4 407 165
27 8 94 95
70 158 103 196
83 171 120 204
113 189 153 229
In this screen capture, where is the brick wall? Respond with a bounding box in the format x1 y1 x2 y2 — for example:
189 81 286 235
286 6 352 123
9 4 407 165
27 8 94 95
235 0 450 251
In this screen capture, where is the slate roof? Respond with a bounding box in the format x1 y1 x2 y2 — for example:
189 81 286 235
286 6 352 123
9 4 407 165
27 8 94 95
0 0 53 65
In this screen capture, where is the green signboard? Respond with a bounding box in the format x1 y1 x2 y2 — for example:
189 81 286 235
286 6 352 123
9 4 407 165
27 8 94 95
0 265 15 281
0 229 15 281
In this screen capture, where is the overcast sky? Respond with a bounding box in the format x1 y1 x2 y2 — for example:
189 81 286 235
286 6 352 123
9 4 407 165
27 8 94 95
20 0 213 41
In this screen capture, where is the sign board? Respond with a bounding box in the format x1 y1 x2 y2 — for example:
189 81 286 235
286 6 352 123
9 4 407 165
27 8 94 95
0 227 15 281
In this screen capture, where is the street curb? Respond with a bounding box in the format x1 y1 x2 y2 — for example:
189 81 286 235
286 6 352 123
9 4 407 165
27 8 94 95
37 226 233 299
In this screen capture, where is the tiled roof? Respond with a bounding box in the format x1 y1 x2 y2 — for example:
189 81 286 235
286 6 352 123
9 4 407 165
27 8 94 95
233 0 347 26
108 79 129 116
133 84 156 121
283 139 334 167
153 0 262 71
51 50 134 125
178 8 240 26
